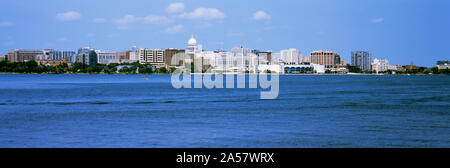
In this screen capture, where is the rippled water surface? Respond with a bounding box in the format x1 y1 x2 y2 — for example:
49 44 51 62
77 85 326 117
0 74 449 147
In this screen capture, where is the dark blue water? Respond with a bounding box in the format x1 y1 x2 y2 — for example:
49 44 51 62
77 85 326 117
0 74 449 147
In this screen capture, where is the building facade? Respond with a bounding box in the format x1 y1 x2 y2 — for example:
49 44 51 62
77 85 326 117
164 48 185 67
436 60 450 70
351 51 372 71
96 50 119 65
252 50 272 65
372 58 389 73
50 50 76 63
280 48 301 64
186 35 198 64
310 50 342 68
6 49 45 62
138 48 165 66
76 47 97 66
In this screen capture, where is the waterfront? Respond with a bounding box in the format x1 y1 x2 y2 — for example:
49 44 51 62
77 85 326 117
0 74 449 147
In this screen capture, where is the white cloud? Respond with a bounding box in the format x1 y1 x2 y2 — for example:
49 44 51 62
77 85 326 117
372 17 384 23
116 15 136 25
0 21 14 27
92 18 106 23
252 11 271 20
180 8 225 20
143 15 172 24
166 2 185 13
56 11 81 21
165 24 184 34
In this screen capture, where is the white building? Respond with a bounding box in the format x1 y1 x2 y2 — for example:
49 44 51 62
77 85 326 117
96 50 119 65
138 48 165 65
258 64 283 73
186 35 198 64
372 58 389 73
280 48 302 64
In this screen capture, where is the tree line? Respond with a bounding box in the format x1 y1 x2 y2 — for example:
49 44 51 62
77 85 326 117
0 60 176 74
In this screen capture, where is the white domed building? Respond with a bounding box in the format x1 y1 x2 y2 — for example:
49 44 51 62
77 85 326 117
186 35 198 63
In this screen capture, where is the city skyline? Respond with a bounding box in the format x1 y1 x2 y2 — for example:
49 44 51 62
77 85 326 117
0 0 449 67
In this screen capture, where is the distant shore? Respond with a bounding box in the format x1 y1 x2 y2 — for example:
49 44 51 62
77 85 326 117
0 72 446 76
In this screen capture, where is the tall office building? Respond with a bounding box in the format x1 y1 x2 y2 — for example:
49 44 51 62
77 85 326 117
280 48 301 64
231 46 252 71
310 50 342 68
76 47 97 66
351 51 372 71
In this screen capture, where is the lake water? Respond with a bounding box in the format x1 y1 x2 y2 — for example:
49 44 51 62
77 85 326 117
0 74 449 147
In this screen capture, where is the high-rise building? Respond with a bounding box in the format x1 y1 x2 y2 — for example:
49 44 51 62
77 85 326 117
310 50 342 68
231 46 253 71
351 51 372 71
76 47 97 66
280 48 302 64
138 48 165 66
372 58 389 73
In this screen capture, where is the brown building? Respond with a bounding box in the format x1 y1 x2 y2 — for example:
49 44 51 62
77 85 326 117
6 49 45 62
164 48 185 67
405 65 419 71
310 50 343 68
37 59 67 66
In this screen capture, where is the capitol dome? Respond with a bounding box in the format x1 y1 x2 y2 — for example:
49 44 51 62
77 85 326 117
188 34 197 46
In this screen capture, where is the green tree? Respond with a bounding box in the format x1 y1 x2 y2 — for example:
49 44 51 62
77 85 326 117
346 64 361 73
159 67 168 73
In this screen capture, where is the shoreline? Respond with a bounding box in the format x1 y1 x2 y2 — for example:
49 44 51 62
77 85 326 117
0 72 446 76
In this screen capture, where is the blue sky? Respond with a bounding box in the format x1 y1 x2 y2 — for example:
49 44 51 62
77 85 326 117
0 0 448 66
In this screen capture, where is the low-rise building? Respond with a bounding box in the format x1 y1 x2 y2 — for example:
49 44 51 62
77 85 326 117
387 65 405 71
138 48 165 66
283 64 325 74
6 49 45 62
164 48 185 67
96 50 119 65
437 60 450 70
50 50 76 63
372 58 389 73
310 50 344 68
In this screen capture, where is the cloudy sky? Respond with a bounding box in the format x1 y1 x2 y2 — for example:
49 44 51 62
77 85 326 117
0 0 448 66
